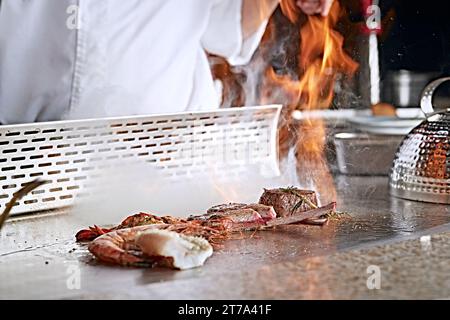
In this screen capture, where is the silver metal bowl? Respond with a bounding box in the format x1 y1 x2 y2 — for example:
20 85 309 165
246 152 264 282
334 133 403 176
389 77 450 204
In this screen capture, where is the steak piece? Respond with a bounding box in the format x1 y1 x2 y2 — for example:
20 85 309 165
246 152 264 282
244 204 277 221
223 208 264 224
190 208 266 230
265 202 336 227
189 207 263 223
259 187 318 217
206 203 276 222
207 203 247 214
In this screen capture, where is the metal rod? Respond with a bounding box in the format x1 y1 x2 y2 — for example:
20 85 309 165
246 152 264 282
0 179 48 230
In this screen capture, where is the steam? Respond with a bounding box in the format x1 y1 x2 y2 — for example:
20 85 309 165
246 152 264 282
70 159 301 226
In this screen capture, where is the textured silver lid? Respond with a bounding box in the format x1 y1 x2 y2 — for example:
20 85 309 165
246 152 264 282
389 77 450 204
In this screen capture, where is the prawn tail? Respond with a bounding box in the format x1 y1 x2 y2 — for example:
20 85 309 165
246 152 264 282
75 225 113 242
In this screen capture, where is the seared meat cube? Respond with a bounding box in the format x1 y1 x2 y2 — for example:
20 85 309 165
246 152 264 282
259 187 318 217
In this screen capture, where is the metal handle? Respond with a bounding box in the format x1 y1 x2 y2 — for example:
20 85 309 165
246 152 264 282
420 77 450 117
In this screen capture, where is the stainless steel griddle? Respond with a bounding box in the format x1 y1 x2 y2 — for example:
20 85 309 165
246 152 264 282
0 175 449 299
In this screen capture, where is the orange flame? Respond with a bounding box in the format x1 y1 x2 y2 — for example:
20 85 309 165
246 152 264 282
273 0 358 109
265 1 358 203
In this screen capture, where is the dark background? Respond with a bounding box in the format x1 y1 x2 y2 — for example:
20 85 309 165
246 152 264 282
378 0 450 73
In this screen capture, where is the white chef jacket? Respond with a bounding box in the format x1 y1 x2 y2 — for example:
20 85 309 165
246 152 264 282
0 0 267 124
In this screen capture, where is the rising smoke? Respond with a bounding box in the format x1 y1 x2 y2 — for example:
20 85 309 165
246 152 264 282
70 158 301 226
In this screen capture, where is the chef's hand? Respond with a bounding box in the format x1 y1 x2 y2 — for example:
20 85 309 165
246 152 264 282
296 0 334 16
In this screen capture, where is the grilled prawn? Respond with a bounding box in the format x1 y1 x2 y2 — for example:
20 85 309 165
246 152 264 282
87 219 231 267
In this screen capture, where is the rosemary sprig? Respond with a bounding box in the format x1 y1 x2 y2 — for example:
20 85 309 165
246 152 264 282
291 199 305 214
280 186 319 212
279 186 351 221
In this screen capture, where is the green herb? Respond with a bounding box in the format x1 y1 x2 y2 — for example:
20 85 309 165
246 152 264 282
280 186 351 220
280 186 319 212
324 210 351 220
290 198 305 214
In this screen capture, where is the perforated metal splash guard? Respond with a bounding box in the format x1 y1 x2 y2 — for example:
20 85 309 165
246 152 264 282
0 105 281 216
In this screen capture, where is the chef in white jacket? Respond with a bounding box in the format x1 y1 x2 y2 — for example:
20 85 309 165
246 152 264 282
0 0 333 124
